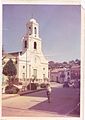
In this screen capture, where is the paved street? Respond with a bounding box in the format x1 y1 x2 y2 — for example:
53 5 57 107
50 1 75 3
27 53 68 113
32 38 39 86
2 83 80 117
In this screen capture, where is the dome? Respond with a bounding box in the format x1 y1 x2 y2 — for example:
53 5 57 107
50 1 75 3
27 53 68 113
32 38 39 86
30 18 36 23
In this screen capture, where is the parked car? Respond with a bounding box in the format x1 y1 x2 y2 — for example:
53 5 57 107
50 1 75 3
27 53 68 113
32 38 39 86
40 83 47 88
63 81 69 88
73 80 80 88
69 79 80 88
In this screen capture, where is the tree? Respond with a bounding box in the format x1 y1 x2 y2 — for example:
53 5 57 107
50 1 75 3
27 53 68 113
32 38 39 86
3 59 19 94
48 61 55 69
75 59 80 65
3 59 17 82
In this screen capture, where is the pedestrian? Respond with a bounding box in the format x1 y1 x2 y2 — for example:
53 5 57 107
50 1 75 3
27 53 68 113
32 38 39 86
46 83 52 103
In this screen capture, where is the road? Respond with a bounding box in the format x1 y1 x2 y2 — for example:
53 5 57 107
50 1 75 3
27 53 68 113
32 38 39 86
2 82 80 117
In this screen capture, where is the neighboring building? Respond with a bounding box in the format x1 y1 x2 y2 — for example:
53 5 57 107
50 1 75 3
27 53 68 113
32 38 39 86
49 64 80 83
50 68 71 83
70 65 80 80
3 18 48 83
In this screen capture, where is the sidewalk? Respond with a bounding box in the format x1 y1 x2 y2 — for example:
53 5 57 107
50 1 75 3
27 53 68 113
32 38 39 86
2 82 63 100
19 88 46 95
2 93 19 100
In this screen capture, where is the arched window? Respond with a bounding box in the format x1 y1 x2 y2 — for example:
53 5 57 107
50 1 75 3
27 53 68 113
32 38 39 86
34 42 37 49
29 27 31 35
34 27 37 35
24 40 27 48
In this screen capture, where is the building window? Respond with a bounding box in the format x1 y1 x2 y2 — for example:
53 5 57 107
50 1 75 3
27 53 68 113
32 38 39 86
34 27 37 34
43 74 45 79
29 27 31 29
33 69 37 78
34 27 37 37
34 42 37 49
23 66 25 69
24 40 27 48
43 68 45 70
29 27 31 35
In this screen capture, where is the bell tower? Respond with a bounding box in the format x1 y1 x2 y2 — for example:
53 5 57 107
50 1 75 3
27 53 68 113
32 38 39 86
19 18 48 81
25 18 41 53
26 18 39 38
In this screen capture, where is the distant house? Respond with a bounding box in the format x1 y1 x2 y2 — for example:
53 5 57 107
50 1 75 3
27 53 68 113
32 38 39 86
70 65 80 80
49 68 71 83
49 64 80 83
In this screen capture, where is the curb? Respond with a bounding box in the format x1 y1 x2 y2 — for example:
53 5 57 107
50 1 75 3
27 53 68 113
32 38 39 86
19 88 46 95
2 88 46 100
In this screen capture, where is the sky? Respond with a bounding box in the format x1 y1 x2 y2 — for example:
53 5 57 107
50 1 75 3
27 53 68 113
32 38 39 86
3 5 81 62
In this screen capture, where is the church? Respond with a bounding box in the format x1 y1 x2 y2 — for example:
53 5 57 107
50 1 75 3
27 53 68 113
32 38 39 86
3 18 48 83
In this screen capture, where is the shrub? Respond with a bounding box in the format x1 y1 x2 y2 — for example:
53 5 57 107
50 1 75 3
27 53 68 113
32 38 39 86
3 59 17 87
35 83 40 87
18 82 23 85
40 83 47 88
3 59 17 78
5 85 19 94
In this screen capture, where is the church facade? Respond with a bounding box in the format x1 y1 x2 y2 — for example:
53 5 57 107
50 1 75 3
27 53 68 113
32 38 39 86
3 18 48 83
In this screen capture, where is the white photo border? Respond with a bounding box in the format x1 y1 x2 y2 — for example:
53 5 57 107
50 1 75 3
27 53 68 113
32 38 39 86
0 0 85 120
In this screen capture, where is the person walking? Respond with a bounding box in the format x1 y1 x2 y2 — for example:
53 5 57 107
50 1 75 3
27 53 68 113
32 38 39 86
46 83 52 103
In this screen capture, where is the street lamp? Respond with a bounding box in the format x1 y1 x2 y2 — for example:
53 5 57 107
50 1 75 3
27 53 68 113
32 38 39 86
23 34 29 86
